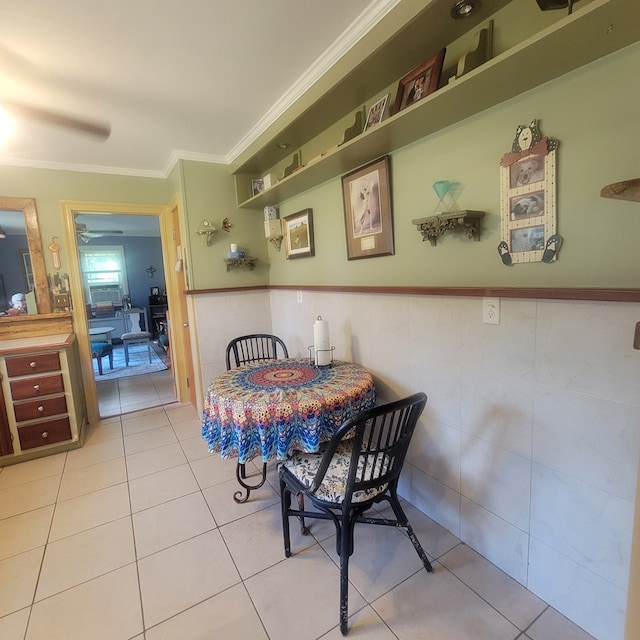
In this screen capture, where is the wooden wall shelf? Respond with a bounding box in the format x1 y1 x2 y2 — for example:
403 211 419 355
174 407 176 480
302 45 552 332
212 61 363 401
225 258 257 271
233 0 639 210
412 210 485 246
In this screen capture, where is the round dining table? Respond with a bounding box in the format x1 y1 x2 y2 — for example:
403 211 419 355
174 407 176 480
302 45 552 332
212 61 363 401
202 358 376 502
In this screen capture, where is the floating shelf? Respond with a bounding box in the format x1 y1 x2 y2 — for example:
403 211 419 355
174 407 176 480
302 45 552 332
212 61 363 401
412 210 485 246
234 0 639 210
225 258 257 271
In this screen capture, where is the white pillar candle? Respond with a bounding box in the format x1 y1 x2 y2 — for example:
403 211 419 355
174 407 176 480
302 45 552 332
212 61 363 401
230 243 238 253
313 316 331 366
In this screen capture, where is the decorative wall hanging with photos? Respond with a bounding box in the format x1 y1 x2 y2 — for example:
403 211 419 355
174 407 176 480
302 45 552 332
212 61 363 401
498 120 562 266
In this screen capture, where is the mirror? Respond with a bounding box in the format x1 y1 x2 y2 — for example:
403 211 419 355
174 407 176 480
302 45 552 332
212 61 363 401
0 197 52 316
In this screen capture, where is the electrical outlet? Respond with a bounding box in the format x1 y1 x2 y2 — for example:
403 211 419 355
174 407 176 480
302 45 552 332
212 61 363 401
297 290 303 303
483 298 500 325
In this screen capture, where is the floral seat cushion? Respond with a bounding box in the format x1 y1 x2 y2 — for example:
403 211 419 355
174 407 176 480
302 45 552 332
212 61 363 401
283 443 390 504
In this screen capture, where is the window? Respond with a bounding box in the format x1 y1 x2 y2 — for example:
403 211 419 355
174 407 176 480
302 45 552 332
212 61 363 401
79 246 128 305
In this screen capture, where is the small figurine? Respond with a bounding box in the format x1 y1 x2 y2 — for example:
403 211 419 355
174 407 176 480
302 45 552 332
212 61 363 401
7 293 27 315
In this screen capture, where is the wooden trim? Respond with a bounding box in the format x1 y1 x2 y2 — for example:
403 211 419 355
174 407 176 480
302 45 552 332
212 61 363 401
185 285 640 303
0 196 52 314
184 285 269 295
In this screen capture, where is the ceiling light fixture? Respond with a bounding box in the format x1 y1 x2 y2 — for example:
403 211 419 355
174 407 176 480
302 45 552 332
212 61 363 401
451 0 478 18
276 142 290 149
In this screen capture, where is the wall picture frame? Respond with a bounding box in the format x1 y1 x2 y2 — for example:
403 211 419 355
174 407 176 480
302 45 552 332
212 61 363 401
341 155 394 260
284 208 314 259
392 48 446 115
364 94 389 131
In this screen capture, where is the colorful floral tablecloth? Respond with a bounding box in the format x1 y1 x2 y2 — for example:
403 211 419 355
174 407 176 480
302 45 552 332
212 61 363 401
202 359 376 463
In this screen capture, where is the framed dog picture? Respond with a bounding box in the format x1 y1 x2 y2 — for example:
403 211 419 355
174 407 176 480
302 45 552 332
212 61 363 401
498 120 562 265
284 209 314 259
392 48 445 115
341 155 394 260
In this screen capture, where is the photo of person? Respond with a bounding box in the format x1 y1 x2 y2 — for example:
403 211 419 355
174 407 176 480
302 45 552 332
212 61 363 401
405 69 432 105
349 170 382 238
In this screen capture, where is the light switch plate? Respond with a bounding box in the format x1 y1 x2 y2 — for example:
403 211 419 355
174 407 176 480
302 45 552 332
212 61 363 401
483 298 500 325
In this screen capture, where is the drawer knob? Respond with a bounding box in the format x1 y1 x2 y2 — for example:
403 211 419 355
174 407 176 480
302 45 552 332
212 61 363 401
30 361 37 368
33 384 40 391
41 431 48 439
37 406 44 413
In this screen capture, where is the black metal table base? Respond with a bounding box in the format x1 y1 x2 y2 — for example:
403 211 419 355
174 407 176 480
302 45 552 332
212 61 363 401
233 461 268 503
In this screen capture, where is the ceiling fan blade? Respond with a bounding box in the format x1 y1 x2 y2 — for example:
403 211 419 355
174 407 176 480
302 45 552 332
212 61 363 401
3 101 111 140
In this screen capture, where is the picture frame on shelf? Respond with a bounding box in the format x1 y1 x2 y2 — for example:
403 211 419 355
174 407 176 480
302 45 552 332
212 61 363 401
252 178 265 197
150 286 160 296
341 155 394 260
283 208 315 259
392 48 446 115
364 94 389 132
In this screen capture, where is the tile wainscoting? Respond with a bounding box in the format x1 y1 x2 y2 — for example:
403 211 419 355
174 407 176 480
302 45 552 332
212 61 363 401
193 288 640 640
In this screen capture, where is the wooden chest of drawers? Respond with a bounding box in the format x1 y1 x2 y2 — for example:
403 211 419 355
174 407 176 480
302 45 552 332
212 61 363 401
0 335 86 462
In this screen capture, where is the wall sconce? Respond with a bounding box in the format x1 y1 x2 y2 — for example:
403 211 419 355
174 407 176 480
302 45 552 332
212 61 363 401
264 206 283 251
196 220 217 246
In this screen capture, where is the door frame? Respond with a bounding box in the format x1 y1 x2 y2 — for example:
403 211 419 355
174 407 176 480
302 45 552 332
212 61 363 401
61 198 193 423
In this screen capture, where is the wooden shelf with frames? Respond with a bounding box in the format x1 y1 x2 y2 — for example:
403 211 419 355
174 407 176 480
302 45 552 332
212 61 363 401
234 0 639 210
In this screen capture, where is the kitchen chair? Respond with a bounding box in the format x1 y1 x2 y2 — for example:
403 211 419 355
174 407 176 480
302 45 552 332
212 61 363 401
279 392 432 635
225 334 289 370
121 332 152 365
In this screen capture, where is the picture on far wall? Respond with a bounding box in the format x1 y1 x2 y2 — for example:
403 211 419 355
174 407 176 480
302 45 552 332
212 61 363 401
341 155 394 260
284 209 315 259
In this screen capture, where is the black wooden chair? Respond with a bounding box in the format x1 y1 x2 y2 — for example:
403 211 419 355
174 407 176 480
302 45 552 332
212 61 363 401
279 392 432 635
225 334 289 370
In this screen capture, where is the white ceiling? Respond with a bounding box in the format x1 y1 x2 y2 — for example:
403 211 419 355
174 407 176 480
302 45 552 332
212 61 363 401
0 0 391 178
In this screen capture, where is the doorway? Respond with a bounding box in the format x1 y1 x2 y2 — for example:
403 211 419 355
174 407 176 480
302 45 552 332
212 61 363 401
61 200 193 423
75 212 174 417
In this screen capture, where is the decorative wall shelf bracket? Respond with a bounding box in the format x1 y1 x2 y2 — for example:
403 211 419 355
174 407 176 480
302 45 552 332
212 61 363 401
411 210 485 246
225 257 257 271
600 178 640 203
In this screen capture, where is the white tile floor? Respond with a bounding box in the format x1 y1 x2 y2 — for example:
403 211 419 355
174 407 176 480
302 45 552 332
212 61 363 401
0 402 597 640
96 367 176 417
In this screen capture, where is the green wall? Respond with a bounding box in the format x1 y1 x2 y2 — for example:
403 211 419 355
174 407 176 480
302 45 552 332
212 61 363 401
0 166 174 274
0 39 638 293
178 161 268 290
266 41 640 289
